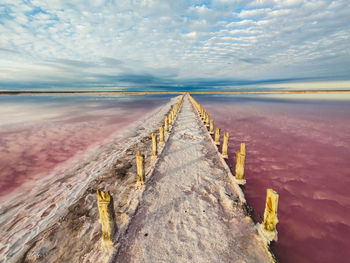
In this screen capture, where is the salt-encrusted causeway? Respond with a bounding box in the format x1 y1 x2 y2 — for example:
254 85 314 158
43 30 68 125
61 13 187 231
113 94 276 262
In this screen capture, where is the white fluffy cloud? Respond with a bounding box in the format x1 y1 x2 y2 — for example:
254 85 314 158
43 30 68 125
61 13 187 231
0 0 349 88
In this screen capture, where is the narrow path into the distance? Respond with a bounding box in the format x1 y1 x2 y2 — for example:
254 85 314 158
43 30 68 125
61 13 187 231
115 95 273 263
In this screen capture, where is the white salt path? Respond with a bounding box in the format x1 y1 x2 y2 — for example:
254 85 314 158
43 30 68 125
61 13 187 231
115 95 273 262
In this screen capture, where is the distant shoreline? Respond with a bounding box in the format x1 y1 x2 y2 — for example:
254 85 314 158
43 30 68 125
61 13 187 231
1 90 350 95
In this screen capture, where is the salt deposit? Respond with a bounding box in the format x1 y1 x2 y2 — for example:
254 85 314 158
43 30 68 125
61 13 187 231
114 95 274 262
0 95 181 262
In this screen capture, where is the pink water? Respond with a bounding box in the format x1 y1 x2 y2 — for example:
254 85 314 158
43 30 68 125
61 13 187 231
194 93 350 263
0 94 174 201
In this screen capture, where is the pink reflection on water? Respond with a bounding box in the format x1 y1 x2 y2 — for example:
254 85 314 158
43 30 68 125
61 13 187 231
195 94 350 263
0 95 170 200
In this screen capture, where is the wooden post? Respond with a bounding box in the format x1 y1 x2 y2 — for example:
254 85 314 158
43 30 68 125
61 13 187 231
263 189 279 231
258 189 279 243
168 113 172 126
209 120 214 134
159 126 164 143
152 133 157 156
96 190 115 246
205 113 209 127
222 132 229 158
235 151 246 184
214 128 220 145
136 151 144 185
164 117 168 132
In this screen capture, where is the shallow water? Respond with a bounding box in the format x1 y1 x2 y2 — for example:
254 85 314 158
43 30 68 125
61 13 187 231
0 94 175 200
193 93 350 263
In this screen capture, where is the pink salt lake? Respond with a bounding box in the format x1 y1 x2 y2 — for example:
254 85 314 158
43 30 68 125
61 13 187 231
0 94 174 201
194 93 350 263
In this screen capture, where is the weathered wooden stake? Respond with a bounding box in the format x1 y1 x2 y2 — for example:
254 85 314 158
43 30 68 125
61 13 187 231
96 190 115 246
258 189 279 243
164 117 168 132
136 151 144 185
214 128 220 145
222 132 229 158
159 126 164 143
168 113 172 126
205 113 209 127
263 189 279 231
209 119 214 134
152 133 157 156
235 151 246 184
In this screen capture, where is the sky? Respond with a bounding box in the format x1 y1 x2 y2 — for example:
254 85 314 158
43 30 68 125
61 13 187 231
0 0 350 90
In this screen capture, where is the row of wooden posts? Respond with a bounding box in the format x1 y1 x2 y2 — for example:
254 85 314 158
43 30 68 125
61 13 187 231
188 94 279 243
136 94 185 184
96 95 185 246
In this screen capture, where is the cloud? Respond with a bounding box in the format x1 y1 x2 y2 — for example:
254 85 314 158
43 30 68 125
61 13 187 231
52 59 97 68
0 0 349 90
101 57 124 67
238 8 272 18
239 57 268 64
0 47 19 54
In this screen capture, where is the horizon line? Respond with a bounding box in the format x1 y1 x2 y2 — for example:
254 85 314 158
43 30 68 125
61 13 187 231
1 90 350 96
